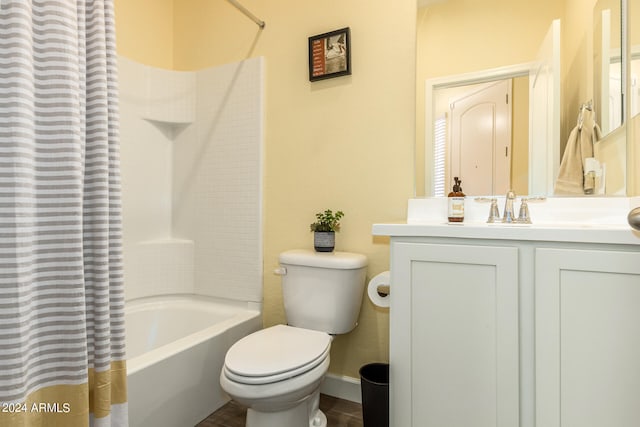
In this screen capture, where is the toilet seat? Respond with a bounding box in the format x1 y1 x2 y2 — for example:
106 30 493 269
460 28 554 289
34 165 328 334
223 324 331 385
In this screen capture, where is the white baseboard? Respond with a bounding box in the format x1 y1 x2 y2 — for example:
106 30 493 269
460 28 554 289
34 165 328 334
320 373 362 403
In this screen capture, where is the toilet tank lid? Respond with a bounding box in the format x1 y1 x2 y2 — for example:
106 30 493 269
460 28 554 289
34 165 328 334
279 249 367 269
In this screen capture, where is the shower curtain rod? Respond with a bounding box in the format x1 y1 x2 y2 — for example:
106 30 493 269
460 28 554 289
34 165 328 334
226 0 265 29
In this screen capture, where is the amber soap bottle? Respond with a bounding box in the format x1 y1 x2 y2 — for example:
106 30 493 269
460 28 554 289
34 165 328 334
447 177 465 222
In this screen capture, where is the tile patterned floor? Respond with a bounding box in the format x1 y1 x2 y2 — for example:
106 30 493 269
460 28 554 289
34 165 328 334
196 394 363 427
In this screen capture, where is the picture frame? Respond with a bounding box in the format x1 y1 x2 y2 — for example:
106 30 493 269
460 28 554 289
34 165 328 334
308 27 351 81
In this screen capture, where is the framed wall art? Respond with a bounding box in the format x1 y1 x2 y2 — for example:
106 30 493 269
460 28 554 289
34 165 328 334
308 27 351 81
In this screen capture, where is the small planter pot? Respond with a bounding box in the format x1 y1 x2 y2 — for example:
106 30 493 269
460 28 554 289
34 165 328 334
313 231 335 252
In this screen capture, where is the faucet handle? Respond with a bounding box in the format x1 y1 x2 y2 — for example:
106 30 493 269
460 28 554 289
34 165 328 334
486 198 501 223
516 198 532 224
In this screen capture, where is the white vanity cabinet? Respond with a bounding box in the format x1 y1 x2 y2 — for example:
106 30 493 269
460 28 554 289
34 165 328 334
375 219 640 427
390 241 520 427
535 248 640 427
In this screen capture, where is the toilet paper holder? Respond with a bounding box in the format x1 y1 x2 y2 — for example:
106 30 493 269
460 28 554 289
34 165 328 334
367 271 391 308
375 284 390 297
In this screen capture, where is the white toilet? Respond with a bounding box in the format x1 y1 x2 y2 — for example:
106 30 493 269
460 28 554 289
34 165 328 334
220 249 368 427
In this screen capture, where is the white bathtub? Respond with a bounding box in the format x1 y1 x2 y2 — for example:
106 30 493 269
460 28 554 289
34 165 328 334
126 295 262 427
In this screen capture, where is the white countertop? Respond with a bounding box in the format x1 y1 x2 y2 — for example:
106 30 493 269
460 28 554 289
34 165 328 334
372 197 640 245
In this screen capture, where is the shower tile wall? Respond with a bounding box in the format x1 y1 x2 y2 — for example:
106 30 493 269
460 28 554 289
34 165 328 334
174 58 263 303
119 56 263 303
119 57 180 245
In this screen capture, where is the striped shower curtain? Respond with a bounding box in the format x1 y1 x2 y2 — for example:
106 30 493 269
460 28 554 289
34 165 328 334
0 1 127 426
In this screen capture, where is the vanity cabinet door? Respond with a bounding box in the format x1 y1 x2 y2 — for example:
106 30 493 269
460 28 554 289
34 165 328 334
535 248 640 427
390 242 519 427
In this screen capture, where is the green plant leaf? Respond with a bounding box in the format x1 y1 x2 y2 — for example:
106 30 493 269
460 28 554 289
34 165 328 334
309 209 344 232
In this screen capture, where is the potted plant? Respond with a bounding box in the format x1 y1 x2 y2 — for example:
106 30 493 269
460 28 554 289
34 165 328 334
309 209 344 252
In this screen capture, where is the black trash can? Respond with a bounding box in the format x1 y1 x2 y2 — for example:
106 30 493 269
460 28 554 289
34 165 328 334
359 363 389 427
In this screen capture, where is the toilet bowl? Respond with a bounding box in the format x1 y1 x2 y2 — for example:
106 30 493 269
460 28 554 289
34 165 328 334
220 249 368 427
220 325 332 427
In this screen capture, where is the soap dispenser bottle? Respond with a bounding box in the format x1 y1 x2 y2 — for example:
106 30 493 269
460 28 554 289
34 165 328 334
448 176 465 222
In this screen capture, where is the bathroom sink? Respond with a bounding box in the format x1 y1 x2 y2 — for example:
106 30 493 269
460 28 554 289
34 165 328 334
408 196 638 226
372 196 640 245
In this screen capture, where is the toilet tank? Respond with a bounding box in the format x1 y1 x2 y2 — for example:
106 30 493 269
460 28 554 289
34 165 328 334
278 249 368 335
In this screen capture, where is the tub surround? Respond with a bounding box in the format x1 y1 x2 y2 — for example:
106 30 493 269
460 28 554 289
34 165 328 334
119 55 263 302
125 239 195 299
119 56 264 425
374 197 640 427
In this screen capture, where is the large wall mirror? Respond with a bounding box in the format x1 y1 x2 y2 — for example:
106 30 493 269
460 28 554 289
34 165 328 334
631 0 640 119
631 0 640 196
593 0 623 137
416 0 635 198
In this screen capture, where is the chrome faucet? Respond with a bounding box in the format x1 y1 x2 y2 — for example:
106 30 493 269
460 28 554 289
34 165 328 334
480 192 540 224
502 190 516 223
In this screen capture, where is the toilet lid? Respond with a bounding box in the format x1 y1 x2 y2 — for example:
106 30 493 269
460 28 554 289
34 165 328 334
224 325 330 384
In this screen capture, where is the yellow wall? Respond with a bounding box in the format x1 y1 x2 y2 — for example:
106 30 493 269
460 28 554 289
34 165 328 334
115 0 416 378
114 0 174 69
